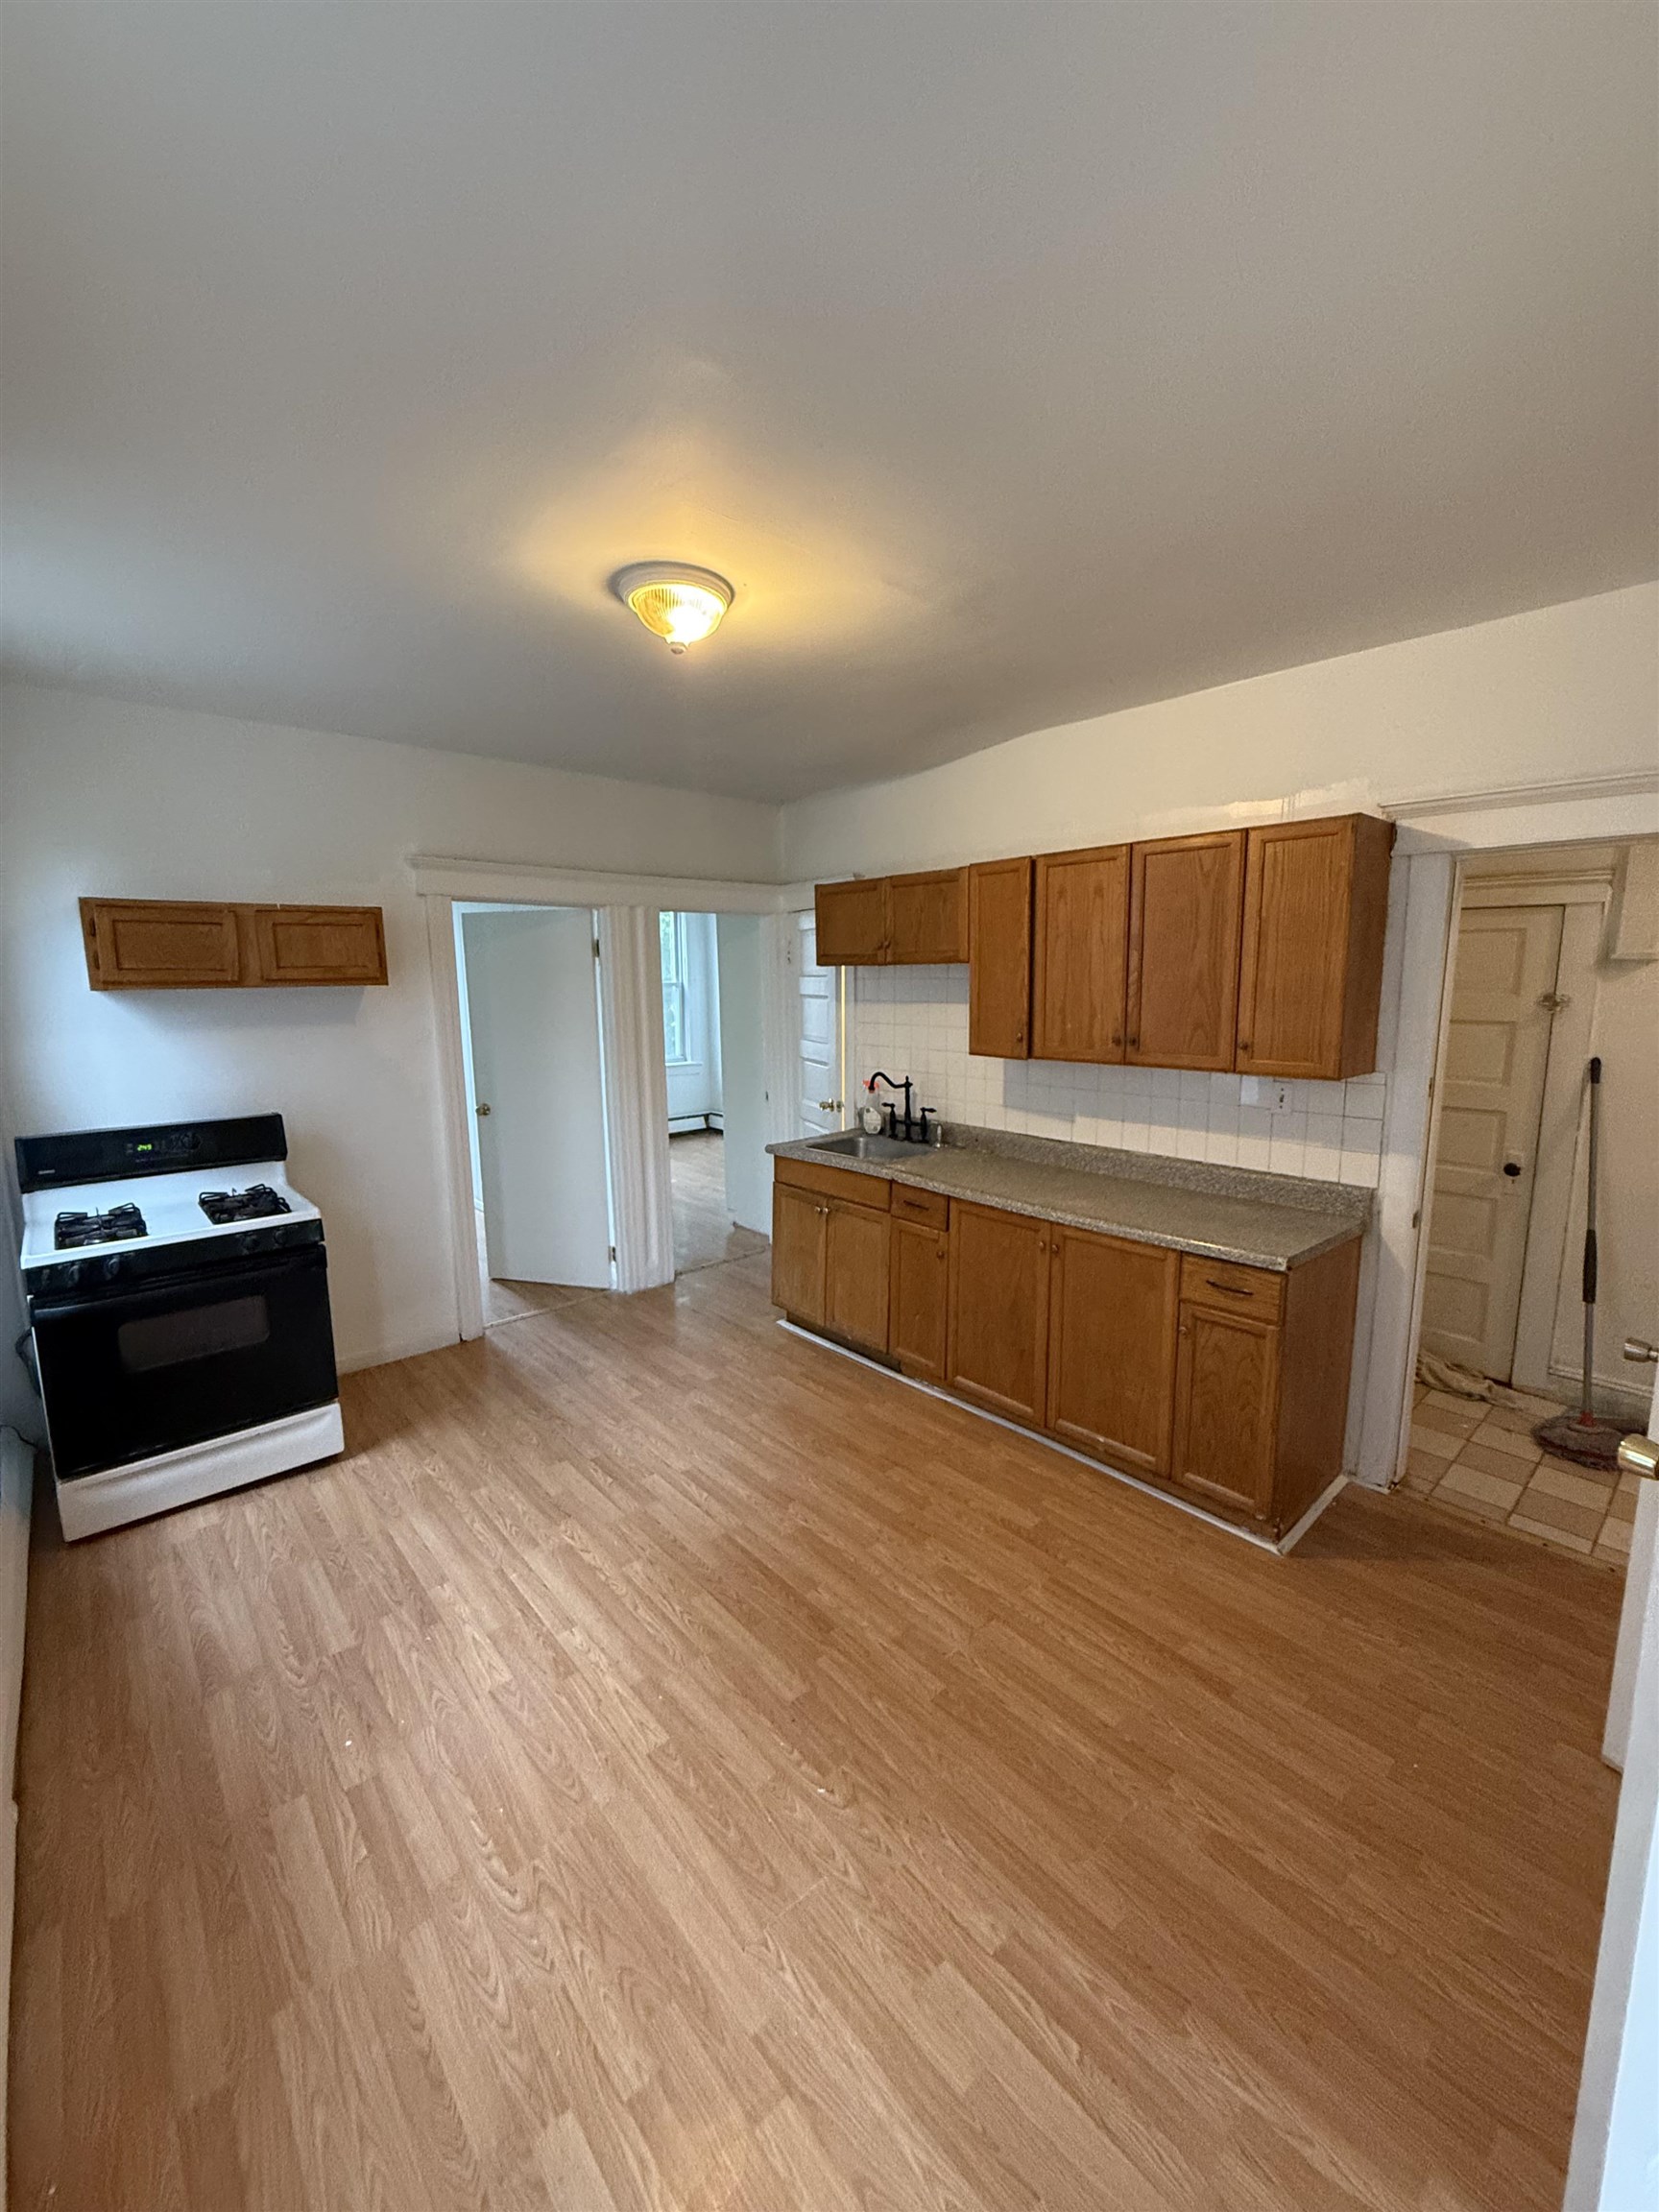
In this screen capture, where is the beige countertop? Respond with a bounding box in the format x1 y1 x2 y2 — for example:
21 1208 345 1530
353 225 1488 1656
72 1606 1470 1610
767 1124 1370 1271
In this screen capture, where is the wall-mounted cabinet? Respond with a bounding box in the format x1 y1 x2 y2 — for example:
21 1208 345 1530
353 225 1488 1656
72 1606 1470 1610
813 810 1395 1079
888 869 969 964
1126 830 1245 1071
81 899 387 990
968 857 1033 1059
813 878 890 965
1237 814 1395 1080
1031 845 1129 1063
813 870 968 966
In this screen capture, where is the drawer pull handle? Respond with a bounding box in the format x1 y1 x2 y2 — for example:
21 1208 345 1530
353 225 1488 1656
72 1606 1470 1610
1205 1279 1253 1297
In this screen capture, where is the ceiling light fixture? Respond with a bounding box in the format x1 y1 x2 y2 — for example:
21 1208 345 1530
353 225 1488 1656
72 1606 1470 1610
611 562 733 654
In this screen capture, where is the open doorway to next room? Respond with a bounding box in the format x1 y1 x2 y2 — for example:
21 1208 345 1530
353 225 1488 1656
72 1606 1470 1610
660 909 770 1279
1407 840 1657 1565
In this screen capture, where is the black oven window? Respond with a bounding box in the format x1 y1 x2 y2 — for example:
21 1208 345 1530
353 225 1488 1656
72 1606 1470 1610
117 1295 272 1375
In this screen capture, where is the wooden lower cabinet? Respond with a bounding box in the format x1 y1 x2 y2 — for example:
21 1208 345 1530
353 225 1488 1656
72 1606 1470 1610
775 1163 1360 1538
947 1202 1051 1424
1046 1228 1179 1477
823 1200 891 1353
1171 1303 1279 1517
771 1163 891 1355
771 1182 830 1325
889 1220 949 1380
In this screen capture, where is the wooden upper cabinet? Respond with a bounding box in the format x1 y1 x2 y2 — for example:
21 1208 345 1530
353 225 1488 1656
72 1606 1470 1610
1126 831 1245 1071
1046 1227 1179 1477
1237 814 1396 1079
1031 846 1129 1063
81 899 243 990
887 869 969 964
968 857 1034 1059
247 905 387 987
814 878 890 966
81 898 388 990
947 1200 1051 1425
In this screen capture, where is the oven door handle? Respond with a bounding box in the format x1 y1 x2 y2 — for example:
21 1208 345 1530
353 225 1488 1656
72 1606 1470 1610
28 1244 327 1327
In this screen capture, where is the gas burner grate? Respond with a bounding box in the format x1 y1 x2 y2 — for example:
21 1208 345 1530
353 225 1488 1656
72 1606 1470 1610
55 1203 147 1249
198 1184 292 1225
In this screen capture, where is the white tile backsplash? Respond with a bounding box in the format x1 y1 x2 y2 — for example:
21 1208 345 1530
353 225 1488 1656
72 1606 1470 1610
851 966 1387 1189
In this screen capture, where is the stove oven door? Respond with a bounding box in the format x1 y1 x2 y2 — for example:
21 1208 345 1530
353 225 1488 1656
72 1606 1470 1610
31 1245 339 1481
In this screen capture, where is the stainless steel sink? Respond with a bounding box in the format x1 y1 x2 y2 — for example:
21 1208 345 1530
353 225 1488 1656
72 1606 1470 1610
809 1131 929 1162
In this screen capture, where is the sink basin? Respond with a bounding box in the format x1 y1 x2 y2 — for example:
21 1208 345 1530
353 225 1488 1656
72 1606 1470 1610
809 1131 930 1162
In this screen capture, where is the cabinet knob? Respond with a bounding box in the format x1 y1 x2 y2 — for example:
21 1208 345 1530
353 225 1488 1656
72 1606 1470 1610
1238 1041 1251 1056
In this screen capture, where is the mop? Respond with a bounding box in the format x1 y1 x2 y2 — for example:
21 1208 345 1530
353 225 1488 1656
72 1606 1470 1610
1532 1056 1624 1470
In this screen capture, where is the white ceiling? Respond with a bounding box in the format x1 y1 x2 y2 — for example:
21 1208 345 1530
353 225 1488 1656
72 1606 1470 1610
3 4 1654 803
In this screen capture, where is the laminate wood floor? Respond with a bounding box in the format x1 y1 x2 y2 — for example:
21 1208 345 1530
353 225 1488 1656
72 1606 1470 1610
11 1249 1623 2212
670 1132 768 1278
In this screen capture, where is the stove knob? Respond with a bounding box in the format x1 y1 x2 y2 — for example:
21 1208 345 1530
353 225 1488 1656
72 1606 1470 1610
62 1262 84 1290
101 1254 124 1282
240 1232 261 1254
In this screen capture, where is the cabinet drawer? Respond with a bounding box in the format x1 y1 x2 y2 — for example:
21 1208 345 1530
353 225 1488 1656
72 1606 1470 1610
891 1184 949 1229
1179 1255 1284 1320
775 1158 891 1212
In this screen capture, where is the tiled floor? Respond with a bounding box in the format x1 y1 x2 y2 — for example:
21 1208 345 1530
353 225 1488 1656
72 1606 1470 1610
1402 1382 1637 1570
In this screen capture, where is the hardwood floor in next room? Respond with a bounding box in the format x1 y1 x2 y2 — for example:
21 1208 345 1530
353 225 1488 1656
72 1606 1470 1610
11 1250 1623 2212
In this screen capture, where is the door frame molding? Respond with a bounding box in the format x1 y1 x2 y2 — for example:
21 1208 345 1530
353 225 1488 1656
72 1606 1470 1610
422 867 796 1340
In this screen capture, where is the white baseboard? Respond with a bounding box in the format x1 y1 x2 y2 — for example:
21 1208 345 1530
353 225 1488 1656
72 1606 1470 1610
335 1324 461 1374
1 1425 36 2212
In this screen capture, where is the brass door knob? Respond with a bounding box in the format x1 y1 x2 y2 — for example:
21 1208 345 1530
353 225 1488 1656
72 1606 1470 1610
1617 1434 1659 1481
474 1102 492 1118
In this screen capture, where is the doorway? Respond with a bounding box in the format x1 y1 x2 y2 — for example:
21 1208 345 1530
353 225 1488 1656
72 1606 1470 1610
659 909 770 1278
456 904 613 1325
1407 838 1657 1563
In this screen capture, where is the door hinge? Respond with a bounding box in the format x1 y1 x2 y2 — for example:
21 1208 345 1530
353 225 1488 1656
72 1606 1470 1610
609 1243 616 1262
592 936 601 960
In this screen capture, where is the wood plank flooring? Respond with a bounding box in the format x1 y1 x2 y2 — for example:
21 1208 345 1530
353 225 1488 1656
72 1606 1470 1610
670 1132 768 1278
10 1248 1623 2211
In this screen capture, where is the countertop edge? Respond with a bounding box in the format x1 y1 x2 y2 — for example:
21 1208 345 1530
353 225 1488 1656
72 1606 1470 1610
767 1137 1367 1273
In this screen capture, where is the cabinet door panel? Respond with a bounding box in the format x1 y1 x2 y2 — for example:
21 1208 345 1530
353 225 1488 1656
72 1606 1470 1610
824 1201 891 1353
968 858 1033 1059
1127 832 1244 1070
1171 1303 1278 1517
772 1184 827 1325
815 879 890 966
1032 847 1129 1063
947 1202 1049 1424
1046 1229 1179 1476
890 1220 949 1381
81 899 241 989
249 905 387 986
1237 815 1393 1079
888 870 969 964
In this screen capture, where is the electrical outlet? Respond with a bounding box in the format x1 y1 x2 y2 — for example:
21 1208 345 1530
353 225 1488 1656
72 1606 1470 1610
1240 1076 1295 1113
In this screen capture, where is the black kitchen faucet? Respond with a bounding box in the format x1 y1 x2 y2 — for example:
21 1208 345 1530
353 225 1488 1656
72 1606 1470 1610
866 1070 932 1143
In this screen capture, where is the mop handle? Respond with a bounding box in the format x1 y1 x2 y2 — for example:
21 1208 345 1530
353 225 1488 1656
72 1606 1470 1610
1583 1057 1600 1307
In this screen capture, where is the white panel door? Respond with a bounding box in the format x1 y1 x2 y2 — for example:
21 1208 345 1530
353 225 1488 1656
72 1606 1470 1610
796 912 843 1136
1420 903 1563 1379
463 907 613 1287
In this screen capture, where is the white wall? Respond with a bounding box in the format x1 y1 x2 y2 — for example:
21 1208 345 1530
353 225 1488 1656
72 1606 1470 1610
782 586 1658 878
0 682 780 1438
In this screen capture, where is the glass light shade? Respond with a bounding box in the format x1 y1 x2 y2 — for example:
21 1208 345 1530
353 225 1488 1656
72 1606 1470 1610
612 563 733 653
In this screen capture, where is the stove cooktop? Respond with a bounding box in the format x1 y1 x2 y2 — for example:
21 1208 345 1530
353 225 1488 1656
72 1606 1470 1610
54 1203 148 1250
199 1184 292 1225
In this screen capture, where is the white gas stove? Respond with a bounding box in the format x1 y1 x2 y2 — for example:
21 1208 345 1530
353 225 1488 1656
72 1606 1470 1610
14 1115 344 1539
